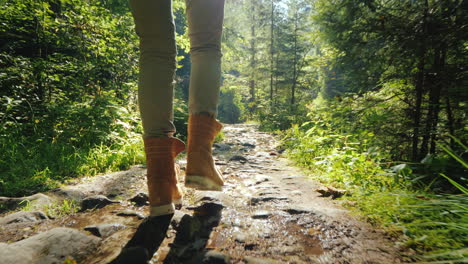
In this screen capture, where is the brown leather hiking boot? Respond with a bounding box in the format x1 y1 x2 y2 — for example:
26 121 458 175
185 114 224 191
144 137 185 216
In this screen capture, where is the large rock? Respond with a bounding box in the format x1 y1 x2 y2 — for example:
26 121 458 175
0 194 52 212
0 227 101 264
0 211 48 225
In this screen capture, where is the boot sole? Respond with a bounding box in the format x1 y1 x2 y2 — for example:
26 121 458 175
185 175 223 191
149 203 175 216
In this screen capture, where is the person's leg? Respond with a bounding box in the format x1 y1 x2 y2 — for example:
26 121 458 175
130 0 176 138
185 0 225 191
129 0 184 216
186 0 225 115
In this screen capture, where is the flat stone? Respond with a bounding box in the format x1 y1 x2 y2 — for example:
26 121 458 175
250 196 289 205
244 256 283 264
283 206 314 215
213 143 232 151
0 194 52 212
84 223 126 238
81 195 119 211
229 155 248 163
203 250 231 264
116 209 145 219
129 192 148 206
252 210 272 219
0 227 100 264
242 143 256 148
0 211 48 225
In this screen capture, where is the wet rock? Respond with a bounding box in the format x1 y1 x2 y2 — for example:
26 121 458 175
213 143 232 151
229 155 248 163
0 211 48 225
116 209 145 219
171 210 187 229
283 206 314 215
188 202 224 216
81 195 119 211
203 250 231 264
316 186 347 199
242 143 256 148
129 192 149 206
250 196 289 205
252 210 272 219
0 227 100 264
84 223 126 238
244 256 283 264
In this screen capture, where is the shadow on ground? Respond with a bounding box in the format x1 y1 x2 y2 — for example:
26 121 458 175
109 202 224 264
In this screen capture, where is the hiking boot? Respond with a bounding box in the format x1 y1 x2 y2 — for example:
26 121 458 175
185 114 224 191
144 137 185 216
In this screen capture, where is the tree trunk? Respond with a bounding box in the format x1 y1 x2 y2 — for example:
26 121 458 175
269 0 275 105
249 1 256 112
411 0 428 161
290 8 298 108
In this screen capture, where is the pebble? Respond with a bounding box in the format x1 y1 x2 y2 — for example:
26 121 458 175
252 210 272 219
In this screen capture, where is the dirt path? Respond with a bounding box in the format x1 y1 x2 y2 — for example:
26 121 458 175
0 124 403 264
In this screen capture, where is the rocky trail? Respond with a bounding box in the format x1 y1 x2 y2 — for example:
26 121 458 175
0 124 404 264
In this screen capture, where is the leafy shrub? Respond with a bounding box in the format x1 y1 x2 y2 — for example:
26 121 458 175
280 96 468 260
218 86 246 124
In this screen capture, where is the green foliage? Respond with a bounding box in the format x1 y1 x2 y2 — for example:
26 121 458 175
281 99 468 260
44 199 79 218
0 95 146 196
218 86 246 124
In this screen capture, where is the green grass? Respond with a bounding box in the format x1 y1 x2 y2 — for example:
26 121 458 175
0 135 145 197
281 124 468 262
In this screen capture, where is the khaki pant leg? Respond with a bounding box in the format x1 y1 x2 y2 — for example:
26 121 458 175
186 0 225 116
130 0 177 138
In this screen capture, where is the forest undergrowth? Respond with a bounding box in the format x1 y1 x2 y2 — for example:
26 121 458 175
263 94 467 263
